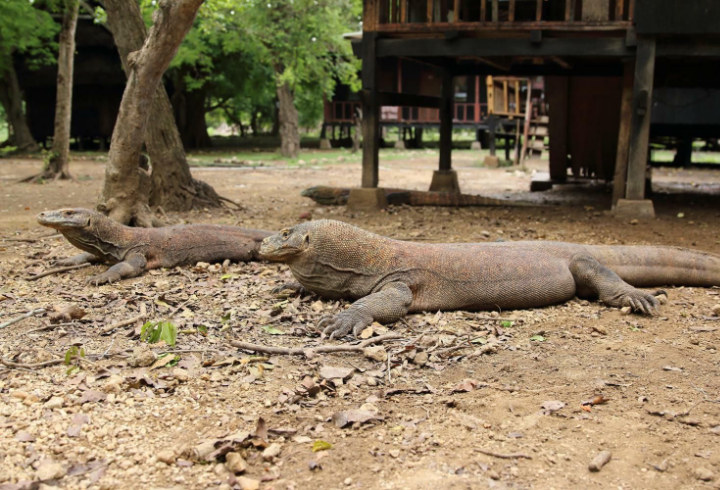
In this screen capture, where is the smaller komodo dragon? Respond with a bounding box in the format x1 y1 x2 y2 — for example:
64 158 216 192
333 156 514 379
260 219 720 339
38 208 273 284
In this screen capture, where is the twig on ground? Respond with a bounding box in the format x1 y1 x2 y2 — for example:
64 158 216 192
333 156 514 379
101 304 148 334
0 309 46 329
476 448 533 460
25 263 91 281
0 358 64 370
230 333 403 357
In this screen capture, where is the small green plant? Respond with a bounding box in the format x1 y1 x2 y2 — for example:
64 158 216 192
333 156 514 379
64 346 85 375
140 320 177 346
500 320 514 328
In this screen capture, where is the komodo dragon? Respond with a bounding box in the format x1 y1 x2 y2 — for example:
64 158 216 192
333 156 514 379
260 219 720 339
38 208 272 284
301 185 527 207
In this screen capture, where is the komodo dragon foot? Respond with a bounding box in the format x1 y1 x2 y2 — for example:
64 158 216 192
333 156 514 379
570 254 663 315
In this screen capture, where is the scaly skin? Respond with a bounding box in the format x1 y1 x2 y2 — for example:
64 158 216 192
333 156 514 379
260 219 720 340
38 208 273 284
301 186 528 207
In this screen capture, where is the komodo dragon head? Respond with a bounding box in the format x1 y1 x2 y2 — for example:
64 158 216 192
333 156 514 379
37 208 126 261
259 221 314 261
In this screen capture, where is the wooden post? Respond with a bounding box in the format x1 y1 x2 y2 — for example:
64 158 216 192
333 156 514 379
439 71 453 171
481 0 487 21
492 0 499 22
536 0 543 21
546 76 569 181
361 32 380 188
564 0 574 21
453 0 459 21
611 60 634 206
625 37 656 200
615 0 624 21
520 78 533 166
509 0 515 21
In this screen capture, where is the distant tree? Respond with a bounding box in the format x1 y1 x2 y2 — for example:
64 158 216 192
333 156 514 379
0 0 58 153
100 0 222 222
97 0 206 226
242 0 361 157
31 0 79 181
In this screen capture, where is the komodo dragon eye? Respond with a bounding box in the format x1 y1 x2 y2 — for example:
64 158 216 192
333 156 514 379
281 229 290 239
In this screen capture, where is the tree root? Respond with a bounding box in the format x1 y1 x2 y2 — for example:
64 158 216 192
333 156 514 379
230 333 403 357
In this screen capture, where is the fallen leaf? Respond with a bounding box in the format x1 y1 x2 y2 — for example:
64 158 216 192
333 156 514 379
77 390 106 405
541 400 565 414
262 325 286 335
150 353 180 370
311 440 332 452
67 413 90 437
319 366 354 381
452 378 484 393
332 409 383 428
49 304 86 323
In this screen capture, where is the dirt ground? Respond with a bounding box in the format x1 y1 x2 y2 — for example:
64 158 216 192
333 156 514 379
1 151 719 490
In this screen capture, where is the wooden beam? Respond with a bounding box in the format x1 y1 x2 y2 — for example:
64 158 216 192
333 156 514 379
427 0 433 22
536 0 543 21
503 80 509 113
509 0 515 22
453 0 459 22
361 32 380 188
565 0 575 21
615 0 624 21
400 0 407 23
378 92 441 108
550 56 572 69
492 0 499 22
625 37 656 200
438 71 453 171
376 37 633 58
611 60 634 205
628 0 635 21
546 76 569 181
480 0 487 21
364 0 378 30
520 78 533 165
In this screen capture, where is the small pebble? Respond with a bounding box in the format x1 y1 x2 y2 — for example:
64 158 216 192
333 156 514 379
694 467 715 481
225 452 247 474
43 396 64 409
588 450 612 472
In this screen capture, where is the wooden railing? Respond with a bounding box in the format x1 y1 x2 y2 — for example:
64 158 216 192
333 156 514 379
369 0 634 31
326 101 489 125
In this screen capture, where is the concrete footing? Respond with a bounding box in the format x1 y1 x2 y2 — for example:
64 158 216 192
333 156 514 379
319 139 332 149
483 155 500 168
394 140 406 150
471 141 482 150
347 187 387 211
612 198 655 218
429 170 460 193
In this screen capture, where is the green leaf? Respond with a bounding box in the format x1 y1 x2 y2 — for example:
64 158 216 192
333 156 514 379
141 321 177 346
220 273 237 281
311 440 332 452
529 335 546 342
197 324 208 336
64 346 85 365
500 320 514 328
262 325 286 336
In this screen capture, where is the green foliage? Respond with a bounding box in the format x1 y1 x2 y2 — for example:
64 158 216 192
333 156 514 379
0 0 59 75
500 320 514 328
64 345 85 375
137 0 361 133
140 320 178 346
312 440 333 452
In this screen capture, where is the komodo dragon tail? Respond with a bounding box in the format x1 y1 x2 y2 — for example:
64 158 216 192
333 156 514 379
588 245 720 287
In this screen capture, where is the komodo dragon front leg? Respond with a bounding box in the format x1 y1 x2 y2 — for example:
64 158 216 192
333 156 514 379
55 252 103 267
319 282 413 339
569 254 661 314
87 252 147 286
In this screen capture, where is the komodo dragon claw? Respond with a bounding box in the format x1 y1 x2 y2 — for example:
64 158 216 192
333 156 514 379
318 310 373 339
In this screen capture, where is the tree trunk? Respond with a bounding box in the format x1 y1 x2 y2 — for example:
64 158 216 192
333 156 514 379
0 61 39 153
98 0 205 226
276 82 299 158
101 0 221 224
44 0 79 180
170 76 211 149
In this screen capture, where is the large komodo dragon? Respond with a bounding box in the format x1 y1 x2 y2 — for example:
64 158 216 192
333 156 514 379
38 208 272 284
260 219 720 339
